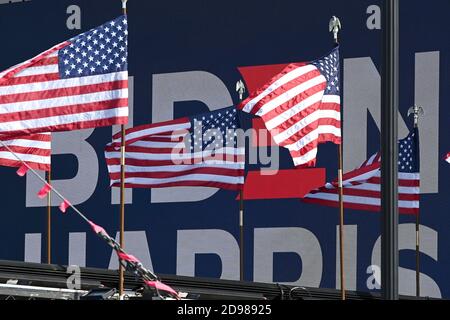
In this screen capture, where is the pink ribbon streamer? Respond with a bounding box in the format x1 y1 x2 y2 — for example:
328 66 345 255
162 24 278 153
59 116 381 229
37 183 52 199
16 165 29 177
59 199 71 213
144 280 179 298
117 251 140 264
88 220 109 237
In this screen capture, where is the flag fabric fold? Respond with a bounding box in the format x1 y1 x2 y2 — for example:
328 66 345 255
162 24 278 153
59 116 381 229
0 15 128 136
303 128 420 215
0 133 51 171
238 47 341 167
105 106 245 191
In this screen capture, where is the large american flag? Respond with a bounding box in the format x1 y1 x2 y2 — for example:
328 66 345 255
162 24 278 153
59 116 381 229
0 133 51 171
303 128 420 215
238 47 341 167
0 16 128 136
105 107 245 190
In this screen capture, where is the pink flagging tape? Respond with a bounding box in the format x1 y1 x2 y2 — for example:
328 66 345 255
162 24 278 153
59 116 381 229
59 199 71 213
117 251 140 264
88 220 109 237
144 280 179 298
37 183 51 199
16 164 29 177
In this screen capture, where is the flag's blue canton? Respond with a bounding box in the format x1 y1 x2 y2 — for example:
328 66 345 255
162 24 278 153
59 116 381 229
398 128 419 172
58 16 128 79
188 106 239 150
311 47 340 95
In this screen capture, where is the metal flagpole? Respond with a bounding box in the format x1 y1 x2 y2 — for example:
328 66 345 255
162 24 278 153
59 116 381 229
236 80 245 282
408 105 423 297
46 167 52 264
329 16 345 300
381 0 400 300
119 0 128 298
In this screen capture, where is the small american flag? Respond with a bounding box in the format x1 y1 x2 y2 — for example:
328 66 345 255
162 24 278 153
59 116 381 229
445 152 450 164
0 15 128 136
0 133 51 171
238 47 341 167
105 107 245 190
303 128 420 215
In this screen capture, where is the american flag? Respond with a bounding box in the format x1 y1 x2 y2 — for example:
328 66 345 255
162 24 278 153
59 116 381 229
238 47 341 167
105 107 245 190
0 16 128 136
303 128 420 215
0 133 51 171
445 152 450 164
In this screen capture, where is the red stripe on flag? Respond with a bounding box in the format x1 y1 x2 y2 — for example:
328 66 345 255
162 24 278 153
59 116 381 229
368 177 420 187
0 73 60 86
0 133 52 142
32 57 59 67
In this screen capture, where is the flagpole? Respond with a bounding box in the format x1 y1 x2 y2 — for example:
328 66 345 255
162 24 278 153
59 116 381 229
119 124 126 297
119 0 128 298
408 105 423 297
236 80 246 282
329 16 345 300
46 167 52 264
338 145 345 300
415 211 420 297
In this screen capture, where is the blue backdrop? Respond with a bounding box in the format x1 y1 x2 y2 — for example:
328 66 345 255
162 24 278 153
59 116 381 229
0 0 448 298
